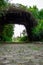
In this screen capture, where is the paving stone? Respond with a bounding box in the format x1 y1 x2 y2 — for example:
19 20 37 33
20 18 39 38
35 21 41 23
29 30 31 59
0 44 43 65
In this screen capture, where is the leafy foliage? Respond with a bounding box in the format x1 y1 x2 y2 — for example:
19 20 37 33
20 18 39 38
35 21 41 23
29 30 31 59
39 9 43 19
28 6 39 19
17 5 43 42
32 20 43 41
0 0 14 42
19 36 28 42
0 1 43 42
2 24 14 41
0 0 8 10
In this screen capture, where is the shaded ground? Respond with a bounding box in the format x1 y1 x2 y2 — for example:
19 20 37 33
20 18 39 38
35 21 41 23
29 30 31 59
0 43 43 65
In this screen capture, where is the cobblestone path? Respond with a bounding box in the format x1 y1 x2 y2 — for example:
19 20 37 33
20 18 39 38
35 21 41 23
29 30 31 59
0 44 43 65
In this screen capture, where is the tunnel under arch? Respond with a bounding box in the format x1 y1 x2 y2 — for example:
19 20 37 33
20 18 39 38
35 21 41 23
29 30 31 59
0 7 37 41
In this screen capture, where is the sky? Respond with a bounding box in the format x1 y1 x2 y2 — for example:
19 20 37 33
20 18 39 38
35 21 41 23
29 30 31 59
10 0 43 37
13 24 26 37
10 0 43 10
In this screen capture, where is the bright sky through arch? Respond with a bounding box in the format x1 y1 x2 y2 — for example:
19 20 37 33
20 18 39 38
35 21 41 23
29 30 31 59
10 0 43 37
13 24 26 37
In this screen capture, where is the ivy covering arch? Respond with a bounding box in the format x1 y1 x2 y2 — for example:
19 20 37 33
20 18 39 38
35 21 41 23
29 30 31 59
0 6 37 41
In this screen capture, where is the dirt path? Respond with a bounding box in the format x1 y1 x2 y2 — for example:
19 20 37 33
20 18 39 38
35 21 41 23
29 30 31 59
0 44 43 65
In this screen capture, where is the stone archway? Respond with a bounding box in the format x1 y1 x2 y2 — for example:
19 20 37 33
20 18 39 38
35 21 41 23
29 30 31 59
0 7 37 41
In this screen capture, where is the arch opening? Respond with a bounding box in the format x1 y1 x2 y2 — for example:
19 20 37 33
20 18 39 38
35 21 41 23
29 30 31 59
13 24 27 37
12 24 28 42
